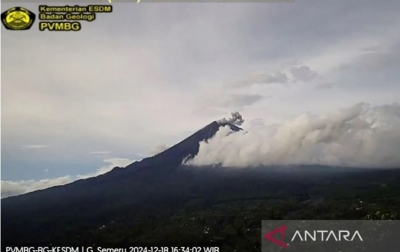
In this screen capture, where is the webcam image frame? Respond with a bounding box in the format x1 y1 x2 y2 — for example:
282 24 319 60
2 1 400 251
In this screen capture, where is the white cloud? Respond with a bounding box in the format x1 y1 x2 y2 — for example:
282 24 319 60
1 158 135 198
1 176 73 199
186 103 400 168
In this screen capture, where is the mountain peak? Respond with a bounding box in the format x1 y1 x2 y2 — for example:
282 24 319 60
121 120 242 171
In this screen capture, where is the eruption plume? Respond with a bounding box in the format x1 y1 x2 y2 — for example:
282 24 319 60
217 112 245 126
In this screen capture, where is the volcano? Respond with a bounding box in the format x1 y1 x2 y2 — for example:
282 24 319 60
1 120 243 244
3 119 400 249
115 121 242 172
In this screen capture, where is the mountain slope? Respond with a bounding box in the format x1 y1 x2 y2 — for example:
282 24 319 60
122 121 241 170
1 121 242 245
5 120 399 248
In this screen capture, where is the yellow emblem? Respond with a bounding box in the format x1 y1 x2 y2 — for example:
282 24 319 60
1 7 36 30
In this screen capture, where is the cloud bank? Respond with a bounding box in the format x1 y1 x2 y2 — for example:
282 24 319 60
1 158 134 198
186 103 400 168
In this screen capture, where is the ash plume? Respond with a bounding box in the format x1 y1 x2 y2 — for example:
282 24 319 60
186 103 400 168
217 112 245 126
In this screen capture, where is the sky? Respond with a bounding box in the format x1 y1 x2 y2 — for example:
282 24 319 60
2 0 400 198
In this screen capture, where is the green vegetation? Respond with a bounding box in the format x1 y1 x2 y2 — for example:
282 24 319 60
45 168 400 252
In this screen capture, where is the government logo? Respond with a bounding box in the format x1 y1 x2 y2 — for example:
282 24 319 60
1 7 36 30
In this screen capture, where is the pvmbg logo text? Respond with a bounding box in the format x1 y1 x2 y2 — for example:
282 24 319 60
261 220 400 252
